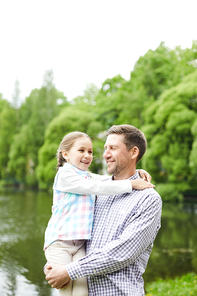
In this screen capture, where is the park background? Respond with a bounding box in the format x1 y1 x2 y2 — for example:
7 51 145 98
1 40 197 296
1 41 197 201
1 1 197 295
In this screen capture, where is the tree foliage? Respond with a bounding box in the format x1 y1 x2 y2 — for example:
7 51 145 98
142 69 197 200
1 41 197 201
0 95 17 180
8 70 68 186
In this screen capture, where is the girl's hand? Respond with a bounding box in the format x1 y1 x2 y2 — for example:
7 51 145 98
131 179 155 190
138 169 151 182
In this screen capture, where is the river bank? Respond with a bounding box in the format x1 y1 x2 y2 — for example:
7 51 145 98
145 272 197 295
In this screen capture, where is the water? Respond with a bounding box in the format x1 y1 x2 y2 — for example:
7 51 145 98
144 201 197 285
0 190 57 296
0 190 197 295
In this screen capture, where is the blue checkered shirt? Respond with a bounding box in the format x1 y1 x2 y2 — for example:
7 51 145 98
66 172 162 296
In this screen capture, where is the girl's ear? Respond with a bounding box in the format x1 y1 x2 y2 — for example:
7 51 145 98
130 146 139 160
62 150 69 161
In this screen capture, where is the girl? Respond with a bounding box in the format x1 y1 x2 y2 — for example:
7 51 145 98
44 131 154 296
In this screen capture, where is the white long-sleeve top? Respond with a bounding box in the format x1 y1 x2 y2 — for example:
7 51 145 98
44 163 133 249
53 165 133 195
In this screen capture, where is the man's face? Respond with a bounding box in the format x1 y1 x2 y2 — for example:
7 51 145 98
103 134 133 180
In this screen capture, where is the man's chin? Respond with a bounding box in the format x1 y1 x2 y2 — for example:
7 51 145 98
107 167 114 175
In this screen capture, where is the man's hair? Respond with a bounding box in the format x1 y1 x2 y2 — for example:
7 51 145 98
107 124 147 163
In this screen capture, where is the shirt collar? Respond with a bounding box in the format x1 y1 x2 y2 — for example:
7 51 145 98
112 171 139 181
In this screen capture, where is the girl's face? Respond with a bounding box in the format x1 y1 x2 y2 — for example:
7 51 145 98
62 138 93 171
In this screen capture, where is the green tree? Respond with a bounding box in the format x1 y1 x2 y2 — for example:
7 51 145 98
93 42 197 132
131 41 197 101
8 70 68 186
131 42 177 100
115 41 197 130
0 95 17 180
72 83 99 107
94 75 130 129
12 79 21 109
12 79 21 130
142 69 197 200
189 118 197 184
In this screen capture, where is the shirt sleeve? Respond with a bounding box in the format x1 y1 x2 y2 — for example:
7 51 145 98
66 191 162 279
88 172 111 181
54 169 132 195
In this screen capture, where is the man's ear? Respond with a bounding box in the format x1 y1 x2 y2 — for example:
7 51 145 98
130 146 139 160
62 150 69 161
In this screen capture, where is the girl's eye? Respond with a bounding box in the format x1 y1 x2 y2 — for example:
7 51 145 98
88 151 93 154
79 149 84 152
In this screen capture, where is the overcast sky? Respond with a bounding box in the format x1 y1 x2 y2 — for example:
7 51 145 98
0 0 197 104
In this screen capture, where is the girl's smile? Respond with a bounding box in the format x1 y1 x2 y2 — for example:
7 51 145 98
62 138 93 171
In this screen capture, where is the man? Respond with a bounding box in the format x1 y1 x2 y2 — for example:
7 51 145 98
46 124 162 296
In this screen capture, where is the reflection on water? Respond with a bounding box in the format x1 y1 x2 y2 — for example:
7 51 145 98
0 190 197 295
0 190 58 296
144 201 197 285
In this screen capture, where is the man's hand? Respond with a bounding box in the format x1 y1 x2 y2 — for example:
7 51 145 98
45 263 71 289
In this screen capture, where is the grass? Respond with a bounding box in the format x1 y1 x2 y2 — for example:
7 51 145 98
145 273 197 296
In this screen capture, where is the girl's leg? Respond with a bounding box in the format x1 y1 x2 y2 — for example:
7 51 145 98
72 243 88 296
45 241 72 296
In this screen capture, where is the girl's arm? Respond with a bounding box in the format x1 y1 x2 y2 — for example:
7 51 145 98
137 169 151 182
55 168 154 196
89 169 151 182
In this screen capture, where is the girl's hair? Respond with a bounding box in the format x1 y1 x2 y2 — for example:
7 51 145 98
56 131 91 170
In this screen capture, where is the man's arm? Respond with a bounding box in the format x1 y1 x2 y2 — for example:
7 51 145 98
46 192 162 287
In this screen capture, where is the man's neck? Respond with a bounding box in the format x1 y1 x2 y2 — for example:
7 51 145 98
113 168 137 180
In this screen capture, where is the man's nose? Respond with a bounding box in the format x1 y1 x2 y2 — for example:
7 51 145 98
103 149 110 159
